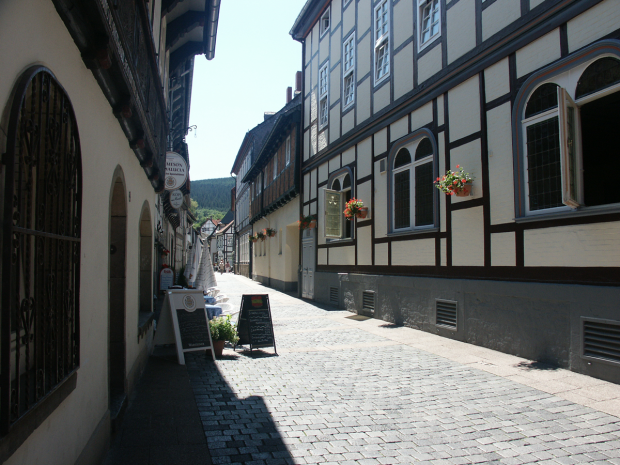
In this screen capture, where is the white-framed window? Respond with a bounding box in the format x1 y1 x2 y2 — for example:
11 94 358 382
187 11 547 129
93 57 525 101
343 32 356 109
418 0 440 50
285 136 291 166
273 153 278 180
324 170 353 239
390 136 436 232
374 0 390 85
320 6 331 38
319 62 329 129
518 55 620 215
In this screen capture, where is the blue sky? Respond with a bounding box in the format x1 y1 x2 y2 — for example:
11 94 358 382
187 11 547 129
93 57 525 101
187 0 308 181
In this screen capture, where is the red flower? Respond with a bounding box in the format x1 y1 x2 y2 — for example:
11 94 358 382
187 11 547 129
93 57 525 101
456 165 460 169
453 180 458 185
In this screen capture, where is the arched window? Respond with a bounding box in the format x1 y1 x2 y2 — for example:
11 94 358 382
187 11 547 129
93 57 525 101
325 168 354 239
1 67 82 431
388 132 436 232
516 46 620 215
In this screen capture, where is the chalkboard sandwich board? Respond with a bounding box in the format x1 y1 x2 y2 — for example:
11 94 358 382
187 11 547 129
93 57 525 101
235 294 276 354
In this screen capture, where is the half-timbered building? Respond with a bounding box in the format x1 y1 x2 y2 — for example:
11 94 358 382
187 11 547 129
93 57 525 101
0 0 219 463
291 0 620 383
243 90 302 292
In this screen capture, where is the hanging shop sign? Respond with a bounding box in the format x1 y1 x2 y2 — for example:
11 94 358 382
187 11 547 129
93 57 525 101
169 189 183 209
164 151 188 190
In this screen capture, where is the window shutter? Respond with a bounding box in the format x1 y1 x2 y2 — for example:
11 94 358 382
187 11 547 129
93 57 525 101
558 87 581 208
324 189 343 238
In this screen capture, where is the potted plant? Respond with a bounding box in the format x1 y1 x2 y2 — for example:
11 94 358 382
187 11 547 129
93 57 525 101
265 228 276 237
298 214 316 230
209 315 239 358
249 234 258 243
344 198 368 220
435 165 474 197
256 231 266 241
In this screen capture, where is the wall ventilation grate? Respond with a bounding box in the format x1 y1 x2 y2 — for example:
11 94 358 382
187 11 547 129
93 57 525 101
362 291 375 312
329 287 339 304
583 319 620 364
436 299 457 330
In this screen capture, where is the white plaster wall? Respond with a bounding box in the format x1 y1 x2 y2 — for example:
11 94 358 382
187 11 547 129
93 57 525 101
525 222 620 267
447 0 476 64
394 0 414 49
320 30 329 63
318 187 326 245
487 103 515 225
516 28 561 78
491 232 516 266
332 0 342 27
304 96 311 128
441 237 447 266
484 58 510 102
357 226 372 265
530 0 546 8
411 101 433 131
0 1 156 463
318 248 328 265
374 128 388 155
448 75 480 141
343 0 356 35
394 42 414 100
330 106 341 144
374 160 388 238
312 55 319 91
305 62 312 100
304 173 310 201
331 26 342 64
357 181 372 218
450 139 482 204
357 137 373 179
310 89 318 123
330 64 341 106
342 146 356 166
319 162 329 184
373 82 391 113
312 23 320 60
311 123 318 156
375 243 389 265
358 0 372 35
329 154 342 173
357 79 371 123
482 0 521 42
390 115 409 142
342 110 355 134
329 245 356 265
357 32 371 80
438 132 446 232
304 130 310 161
437 94 444 126
305 33 312 65
392 238 435 266
567 0 620 53
451 206 484 266
418 44 442 83
310 169 318 200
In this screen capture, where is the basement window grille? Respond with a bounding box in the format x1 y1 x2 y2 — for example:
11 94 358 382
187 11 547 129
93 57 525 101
362 291 375 313
436 299 457 330
329 287 339 304
582 318 620 365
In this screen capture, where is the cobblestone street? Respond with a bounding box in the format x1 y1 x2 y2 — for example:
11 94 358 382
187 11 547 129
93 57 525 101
185 274 620 465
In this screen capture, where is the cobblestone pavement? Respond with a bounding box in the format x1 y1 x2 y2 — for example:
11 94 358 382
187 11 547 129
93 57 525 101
186 274 620 465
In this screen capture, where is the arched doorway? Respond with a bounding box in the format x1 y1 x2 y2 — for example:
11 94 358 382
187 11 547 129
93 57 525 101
109 169 127 420
139 202 152 316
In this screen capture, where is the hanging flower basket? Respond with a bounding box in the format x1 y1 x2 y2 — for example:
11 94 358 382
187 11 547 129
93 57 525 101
265 228 276 237
434 165 474 197
344 198 365 220
298 214 317 230
249 235 258 243
256 231 266 241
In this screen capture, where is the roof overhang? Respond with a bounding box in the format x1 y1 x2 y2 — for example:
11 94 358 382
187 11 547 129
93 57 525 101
290 0 330 41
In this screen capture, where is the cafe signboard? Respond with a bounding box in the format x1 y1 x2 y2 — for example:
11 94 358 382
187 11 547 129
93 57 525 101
164 151 188 191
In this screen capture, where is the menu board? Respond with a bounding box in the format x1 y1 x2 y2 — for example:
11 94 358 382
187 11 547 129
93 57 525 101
176 308 210 350
236 294 276 353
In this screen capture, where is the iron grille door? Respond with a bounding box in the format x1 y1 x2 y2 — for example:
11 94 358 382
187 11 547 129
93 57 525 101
1 67 82 433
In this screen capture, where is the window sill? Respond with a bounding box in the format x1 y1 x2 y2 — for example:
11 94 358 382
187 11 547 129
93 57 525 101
326 238 354 244
516 203 620 223
388 227 439 237
0 371 77 463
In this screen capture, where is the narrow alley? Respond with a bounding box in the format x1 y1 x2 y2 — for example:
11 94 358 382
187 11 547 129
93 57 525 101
108 273 620 465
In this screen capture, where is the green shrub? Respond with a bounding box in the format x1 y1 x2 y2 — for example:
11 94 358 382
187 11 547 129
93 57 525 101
210 315 239 343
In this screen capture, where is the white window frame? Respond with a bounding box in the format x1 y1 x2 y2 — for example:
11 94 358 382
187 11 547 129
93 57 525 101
285 136 291 166
519 55 620 217
342 32 356 110
324 170 354 240
319 61 329 129
320 6 331 38
373 0 390 86
418 0 441 51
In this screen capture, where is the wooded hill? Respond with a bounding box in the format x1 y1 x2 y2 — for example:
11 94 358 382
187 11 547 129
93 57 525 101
190 177 235 226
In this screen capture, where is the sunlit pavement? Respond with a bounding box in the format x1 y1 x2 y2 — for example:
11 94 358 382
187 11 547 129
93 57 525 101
187 272 620 465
